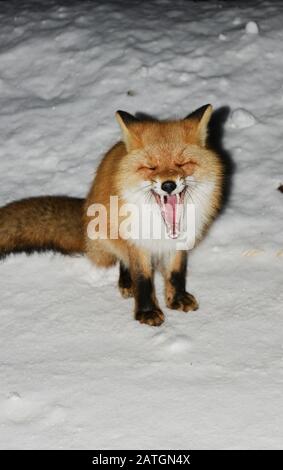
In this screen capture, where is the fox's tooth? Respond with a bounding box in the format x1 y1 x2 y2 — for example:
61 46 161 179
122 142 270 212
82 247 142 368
176 193 183 227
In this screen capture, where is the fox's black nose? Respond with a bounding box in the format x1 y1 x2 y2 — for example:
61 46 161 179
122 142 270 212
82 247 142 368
161 180 177 194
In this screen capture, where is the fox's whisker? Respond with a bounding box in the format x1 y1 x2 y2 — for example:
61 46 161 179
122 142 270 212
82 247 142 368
132 184 153 194
185 179 216 185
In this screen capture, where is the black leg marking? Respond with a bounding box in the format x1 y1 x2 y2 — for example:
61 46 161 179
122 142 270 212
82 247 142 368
118 262 133 298
119 262 132 289
135 275 164 326
167 254 198 312
136 276 155 312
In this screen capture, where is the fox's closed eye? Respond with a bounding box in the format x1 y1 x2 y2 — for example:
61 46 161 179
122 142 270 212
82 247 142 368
138 165 156 171
176 161 197 168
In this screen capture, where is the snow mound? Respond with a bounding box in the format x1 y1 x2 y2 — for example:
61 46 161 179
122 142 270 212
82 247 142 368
245 21 259 35
228 108 257 129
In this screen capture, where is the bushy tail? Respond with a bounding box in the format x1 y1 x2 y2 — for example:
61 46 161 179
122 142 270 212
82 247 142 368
0 196 85 260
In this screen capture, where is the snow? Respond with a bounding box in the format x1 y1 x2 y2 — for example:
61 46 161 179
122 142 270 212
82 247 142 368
245 21 259 35
228 108 256 129
0 0 283 450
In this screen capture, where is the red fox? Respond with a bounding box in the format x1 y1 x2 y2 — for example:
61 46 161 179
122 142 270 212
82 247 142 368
0 105 223 326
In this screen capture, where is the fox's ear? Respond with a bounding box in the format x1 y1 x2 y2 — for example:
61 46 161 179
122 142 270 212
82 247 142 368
184 104 213 146
116 110 140 151
116 110 139 126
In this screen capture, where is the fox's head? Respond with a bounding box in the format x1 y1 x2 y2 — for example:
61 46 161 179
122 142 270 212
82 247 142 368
115 105 223 242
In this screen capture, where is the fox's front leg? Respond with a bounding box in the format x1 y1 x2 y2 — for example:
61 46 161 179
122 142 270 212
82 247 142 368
163 251 199 312
128 247 164 326
118 262 133 298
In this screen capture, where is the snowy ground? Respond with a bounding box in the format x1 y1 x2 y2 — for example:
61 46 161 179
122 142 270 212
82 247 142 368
0 0 283 450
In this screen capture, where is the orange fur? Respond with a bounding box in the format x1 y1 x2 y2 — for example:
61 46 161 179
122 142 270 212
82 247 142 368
84 105 223 266
0 196 84 259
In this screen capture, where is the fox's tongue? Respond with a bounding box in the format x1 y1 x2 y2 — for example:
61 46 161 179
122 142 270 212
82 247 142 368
162 194 181 239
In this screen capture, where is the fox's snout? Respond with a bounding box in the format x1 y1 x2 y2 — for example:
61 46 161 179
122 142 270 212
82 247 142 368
151 175 185 196
161 180 177 194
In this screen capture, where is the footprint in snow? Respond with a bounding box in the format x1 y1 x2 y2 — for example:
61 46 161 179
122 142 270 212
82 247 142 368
42 405 67 426
2 392 38 423
2 392 66 425
154 331 192 355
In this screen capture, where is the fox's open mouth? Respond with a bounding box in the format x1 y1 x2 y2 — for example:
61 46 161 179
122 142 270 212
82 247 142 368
152 190 186 239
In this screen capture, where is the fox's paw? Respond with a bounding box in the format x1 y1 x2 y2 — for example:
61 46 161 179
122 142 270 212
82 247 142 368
119 286 134 298
167 292 199 312
135 308 165 326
